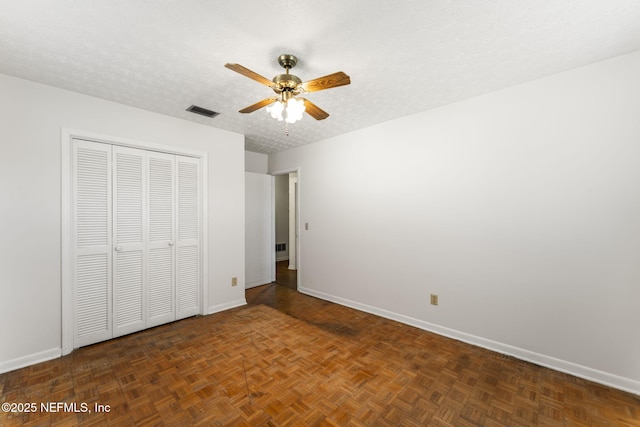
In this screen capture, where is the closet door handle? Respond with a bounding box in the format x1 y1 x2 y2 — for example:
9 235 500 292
114 246 123 252
168 242 174 247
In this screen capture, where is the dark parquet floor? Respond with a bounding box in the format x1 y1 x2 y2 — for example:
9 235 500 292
1 274 638 426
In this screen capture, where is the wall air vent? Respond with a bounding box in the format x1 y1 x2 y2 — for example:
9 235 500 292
186 105 219 118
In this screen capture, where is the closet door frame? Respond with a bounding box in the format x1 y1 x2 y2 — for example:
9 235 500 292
61 128 208 356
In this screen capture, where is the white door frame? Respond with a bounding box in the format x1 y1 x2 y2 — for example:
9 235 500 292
270 167 301 288
61 128 208 356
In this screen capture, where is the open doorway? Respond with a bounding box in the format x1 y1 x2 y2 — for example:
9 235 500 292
273 171 298 290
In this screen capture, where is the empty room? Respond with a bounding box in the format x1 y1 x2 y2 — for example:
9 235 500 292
1 1 639 425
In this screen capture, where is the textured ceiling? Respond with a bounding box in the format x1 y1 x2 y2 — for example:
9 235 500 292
1 1 640 154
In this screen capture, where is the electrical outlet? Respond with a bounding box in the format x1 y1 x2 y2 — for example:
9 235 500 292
430 294 438 306
231 277 238 286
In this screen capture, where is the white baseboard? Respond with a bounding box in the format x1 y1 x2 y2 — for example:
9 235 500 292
276 255 289 262
299 286 640 396
0 347 61 375
207 298 247 315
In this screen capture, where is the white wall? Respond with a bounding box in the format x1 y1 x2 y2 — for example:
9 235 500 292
245 152 273 286
288 172 298 270
269 51 640 394
274 174 290 261
0 73 246 372
245 172 273 288
245 151 268 174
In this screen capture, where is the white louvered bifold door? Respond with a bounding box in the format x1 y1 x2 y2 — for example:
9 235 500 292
112 146 147 337
72 143 201 348
146 152 176 327
176 156 201 319
73 139 113 347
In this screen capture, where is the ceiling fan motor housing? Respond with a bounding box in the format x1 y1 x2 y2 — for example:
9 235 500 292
272 73 302 95
273 54 302 95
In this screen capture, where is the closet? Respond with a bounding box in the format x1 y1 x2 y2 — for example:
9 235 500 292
72 138 201 348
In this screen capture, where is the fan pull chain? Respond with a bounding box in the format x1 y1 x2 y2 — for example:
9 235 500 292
285 122 289 136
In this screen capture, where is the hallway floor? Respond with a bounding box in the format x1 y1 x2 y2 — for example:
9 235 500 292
274 260 297 290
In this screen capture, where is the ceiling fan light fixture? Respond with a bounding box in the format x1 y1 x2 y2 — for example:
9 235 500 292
266 100 284 121
265 97 306 123
285 98 305 123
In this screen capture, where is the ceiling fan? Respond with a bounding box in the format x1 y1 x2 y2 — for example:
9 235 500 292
225 54 350 123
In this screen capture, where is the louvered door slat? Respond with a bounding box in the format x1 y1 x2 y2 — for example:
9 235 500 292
149 247 174 319
178 161 199 241
177 246 199 312
76 148 109 248
76 254 109 337
147 152 176 327
73 139 112 347
114 250 143 327
113 146 146 337
149 156 174 242
176 157 200 319
115 152 144 244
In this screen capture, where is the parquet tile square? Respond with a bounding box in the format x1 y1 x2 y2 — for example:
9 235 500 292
1 283 639 426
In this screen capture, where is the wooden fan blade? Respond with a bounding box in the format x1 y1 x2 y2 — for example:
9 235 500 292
302 98 329 120
239 97 279 113
225 63 275 87
300 71 350 93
